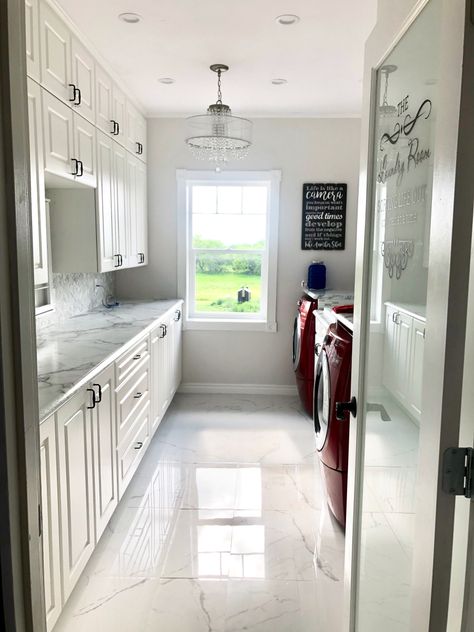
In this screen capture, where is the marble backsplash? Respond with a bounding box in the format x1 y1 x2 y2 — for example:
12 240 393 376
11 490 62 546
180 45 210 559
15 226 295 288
36 272 115 331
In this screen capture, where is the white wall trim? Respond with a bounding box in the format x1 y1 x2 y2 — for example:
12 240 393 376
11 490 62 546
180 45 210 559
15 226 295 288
178 382 298 396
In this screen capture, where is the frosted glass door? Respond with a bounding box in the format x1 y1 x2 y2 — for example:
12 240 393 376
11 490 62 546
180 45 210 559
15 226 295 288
356 2 439 630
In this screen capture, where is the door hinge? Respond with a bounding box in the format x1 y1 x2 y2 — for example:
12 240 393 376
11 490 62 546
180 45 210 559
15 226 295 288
442 447 474 498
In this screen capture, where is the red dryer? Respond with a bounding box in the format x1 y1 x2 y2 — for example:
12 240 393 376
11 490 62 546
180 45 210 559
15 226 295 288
313 305 354 528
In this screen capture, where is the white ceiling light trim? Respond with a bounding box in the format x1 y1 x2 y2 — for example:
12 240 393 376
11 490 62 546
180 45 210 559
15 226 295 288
271 78 288 85
185 64 252 164
275 14 300 25
158 77 175 84
118 12 141 23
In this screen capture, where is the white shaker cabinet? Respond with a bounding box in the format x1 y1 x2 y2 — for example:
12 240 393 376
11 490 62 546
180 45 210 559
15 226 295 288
56 387 95 604
27 78 49 286
126 101 147 161
95 65 114 135
169 307 183 397
111 84 127 147
39 414 62 632
113 141 129 268
42 88 96 186
71 36 95 124
151 321 171 434
127 154 148 268
409 318 425 424
90 364 118 542
39 0 73 103
25 0 41 82
393 310 412 407
96 131 117 271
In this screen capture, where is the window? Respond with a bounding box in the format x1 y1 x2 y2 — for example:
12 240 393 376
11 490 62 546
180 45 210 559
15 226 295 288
177 170 280 331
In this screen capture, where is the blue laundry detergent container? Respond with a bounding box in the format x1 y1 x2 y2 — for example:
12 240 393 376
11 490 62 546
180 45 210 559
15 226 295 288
307 261 326 290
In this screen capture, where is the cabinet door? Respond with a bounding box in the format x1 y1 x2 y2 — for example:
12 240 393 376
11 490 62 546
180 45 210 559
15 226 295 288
73 113 96 187
95 65 113 135
113 142 129 267
27 79 49 286
112 84 127 147
42 88 75 182
96 132 116 272
71 36 95 123
151 324 170 433
125 100 139 156
382 305 398 394
409 318 425 423
117 400 151 499
136 159 148 265
91 364 118 542
56 388 95 603
136 111 147 162
39 0 72 102
394 311 412 406
170 308 183 396
40 414 62 632
126 152 139 266
25 0 40 82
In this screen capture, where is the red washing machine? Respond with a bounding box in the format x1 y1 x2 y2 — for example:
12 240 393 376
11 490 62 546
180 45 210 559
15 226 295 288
293 290 353 417
314 305 354 528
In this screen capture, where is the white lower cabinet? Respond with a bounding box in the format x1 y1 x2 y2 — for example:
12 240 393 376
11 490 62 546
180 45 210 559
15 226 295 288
56 387 95 604
383 303 425 425
40 304 183 629
40 414 62 632
91 364 118 541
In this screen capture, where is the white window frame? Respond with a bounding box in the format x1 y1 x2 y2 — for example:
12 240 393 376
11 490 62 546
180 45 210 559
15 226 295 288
177 169 281 332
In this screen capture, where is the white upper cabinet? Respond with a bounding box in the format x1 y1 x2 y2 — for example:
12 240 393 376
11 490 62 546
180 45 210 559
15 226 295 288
127 153 147 268
95 64 113 135
39 0 73 103
126 101 147 161
71 36 95 123
42 87 96 187
96 131 116 271
73 112 96 187
113 141 129 268
25 0 41 82
42 88 75 183
111 84 127 147
27 78 49 286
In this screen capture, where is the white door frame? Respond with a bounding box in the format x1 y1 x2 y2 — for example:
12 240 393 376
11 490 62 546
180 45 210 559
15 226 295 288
344 1 474 631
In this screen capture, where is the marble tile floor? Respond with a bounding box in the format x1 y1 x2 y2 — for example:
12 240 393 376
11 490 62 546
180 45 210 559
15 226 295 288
54 394 346 632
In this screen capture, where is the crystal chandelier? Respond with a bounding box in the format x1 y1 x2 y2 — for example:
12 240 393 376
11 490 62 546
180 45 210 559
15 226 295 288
185 64 252 164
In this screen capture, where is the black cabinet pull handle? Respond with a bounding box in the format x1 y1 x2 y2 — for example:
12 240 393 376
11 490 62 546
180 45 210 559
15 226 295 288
138 252 144 263
174 310 181 322
139 143 143 155
136 141 141 154
134 392 143 399
92 383 102 403
133 354 141 360
114 254 120 268
159 324 167 338
119 254 123 266
110 120 119 135
134 441 143 450
75 86 81 105
71 158 79 175
335 396 357 421
68 83 77 102
86 388 96 409
76 160 84 177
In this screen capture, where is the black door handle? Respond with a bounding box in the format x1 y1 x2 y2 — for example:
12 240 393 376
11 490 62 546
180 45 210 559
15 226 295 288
92 383 102 403
75 86 81 105
71 158 79 176
86 388 96 409
336 397 357 421
76 160 84 177
114 254 120 268
68 83 77 102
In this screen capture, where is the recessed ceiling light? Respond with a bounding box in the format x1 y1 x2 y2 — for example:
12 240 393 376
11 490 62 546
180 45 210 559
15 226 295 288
118 12 141 24
275 14 300 26
158 77 175 84
271 78 288 85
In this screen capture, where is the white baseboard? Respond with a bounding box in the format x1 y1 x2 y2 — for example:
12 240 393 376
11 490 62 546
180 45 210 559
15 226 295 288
178 382 298 396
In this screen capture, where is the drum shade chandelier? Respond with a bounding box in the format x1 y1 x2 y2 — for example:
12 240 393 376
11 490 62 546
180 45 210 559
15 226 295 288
185 64 252 164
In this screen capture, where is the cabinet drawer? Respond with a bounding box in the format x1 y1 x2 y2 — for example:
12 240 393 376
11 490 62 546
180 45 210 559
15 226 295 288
116 336 149 386
116 359 150 444
117 400 150 498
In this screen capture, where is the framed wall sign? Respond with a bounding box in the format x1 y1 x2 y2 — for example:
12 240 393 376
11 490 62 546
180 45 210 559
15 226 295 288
301 183 347 250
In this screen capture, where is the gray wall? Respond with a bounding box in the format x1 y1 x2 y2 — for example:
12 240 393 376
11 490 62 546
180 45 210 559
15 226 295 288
116 117 361 388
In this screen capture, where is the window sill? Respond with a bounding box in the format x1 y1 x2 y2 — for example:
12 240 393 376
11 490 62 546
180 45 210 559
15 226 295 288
185 318 278 332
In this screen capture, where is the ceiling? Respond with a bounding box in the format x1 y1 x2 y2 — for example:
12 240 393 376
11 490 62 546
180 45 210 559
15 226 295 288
54 0 378 118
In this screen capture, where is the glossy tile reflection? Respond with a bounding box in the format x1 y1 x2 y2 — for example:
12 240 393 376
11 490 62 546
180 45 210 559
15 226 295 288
54 394 337 632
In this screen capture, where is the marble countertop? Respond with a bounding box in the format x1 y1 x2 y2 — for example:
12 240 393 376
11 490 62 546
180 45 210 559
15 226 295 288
37 299 183 421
